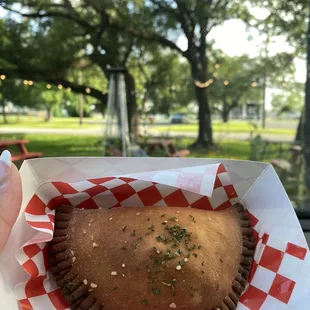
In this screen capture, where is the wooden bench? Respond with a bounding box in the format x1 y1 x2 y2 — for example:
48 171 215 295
270 144 302 187
0 139 43 162
145 139 190 157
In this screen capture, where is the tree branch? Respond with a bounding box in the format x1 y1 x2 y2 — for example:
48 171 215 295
150 0 178 17
62 0 74 11
0 67 107 103
0 4 95 31
110 22 186 58
122 40 134 66
175 0 195 43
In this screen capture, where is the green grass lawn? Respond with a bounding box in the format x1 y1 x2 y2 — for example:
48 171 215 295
0 116 296 136
1 133 286 163
0 116 101 129
150 122 295 135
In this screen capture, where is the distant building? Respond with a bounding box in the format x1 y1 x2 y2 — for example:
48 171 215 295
231 103 261 120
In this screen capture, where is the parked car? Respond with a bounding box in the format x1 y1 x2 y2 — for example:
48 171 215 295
170 113 189 124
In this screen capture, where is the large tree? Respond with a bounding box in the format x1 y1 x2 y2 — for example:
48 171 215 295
110 0 252 148
208 55 262 122
271 83 304 116
132 49 193 116
0 1 137 136
253 0 309 190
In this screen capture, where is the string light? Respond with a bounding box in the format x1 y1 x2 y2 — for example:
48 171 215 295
209 79 214 84
251 82 257 87
215 64 220 69
57 84 63 89
194 80 209 88
67 87 71 92
282 82 287 87
23 80 29 85
212 72 217 77
224 80 229 86
46 84 51 89
28 80 33 86
0 75 6 80
86 87 91 94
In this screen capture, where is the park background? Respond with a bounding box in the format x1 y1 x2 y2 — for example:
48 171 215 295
0 0 309 211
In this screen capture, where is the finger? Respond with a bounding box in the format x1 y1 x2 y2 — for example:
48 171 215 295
0 151 22 253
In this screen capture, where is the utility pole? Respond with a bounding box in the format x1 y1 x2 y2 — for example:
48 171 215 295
261 33 270 129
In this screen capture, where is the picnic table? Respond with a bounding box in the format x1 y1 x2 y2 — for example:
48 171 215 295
0 139 42 162
144 139 190 157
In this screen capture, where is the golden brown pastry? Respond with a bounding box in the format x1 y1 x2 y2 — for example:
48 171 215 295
48 204 254 310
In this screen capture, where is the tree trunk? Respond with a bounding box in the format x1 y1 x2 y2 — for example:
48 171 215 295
222 109 229 123
303 3 310 190
124 70 138 142
45 107 53 122
1 101 7 124
190 62 213 148
295 114 302 143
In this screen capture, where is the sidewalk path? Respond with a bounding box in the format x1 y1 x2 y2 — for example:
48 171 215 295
0 127 294 142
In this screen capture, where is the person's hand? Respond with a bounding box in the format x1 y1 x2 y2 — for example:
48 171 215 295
0 151 22 253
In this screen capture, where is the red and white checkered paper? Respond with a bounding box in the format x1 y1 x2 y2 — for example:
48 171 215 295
13 163 309 310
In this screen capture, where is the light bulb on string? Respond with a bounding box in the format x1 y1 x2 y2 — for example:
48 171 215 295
46 84 51 89
224 80 229 86
208 79 214 84
0 75 6 80
251 82 257 88
28 80 33 86
282 82 287 87
215 64 220 69
194 80 209 88
23 80 29 85
58 84 63 89
213 72 217 77
86 87 91 94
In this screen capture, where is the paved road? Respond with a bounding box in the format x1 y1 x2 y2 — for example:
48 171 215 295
0 127 295 142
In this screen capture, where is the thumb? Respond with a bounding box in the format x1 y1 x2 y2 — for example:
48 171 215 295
0 151 22 253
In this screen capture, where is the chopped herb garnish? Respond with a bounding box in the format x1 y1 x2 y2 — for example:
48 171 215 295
179 260 185 267
172 285 176 296
189 214 196 223
170 216 178 221
131 230 136 237
177 249 182 255
152 288 160 295
156 235 169 243
141 299 148 305
172 279 177 284
193 253 198 258
122 225 127 232
148 225 155 232
197 245 201 249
